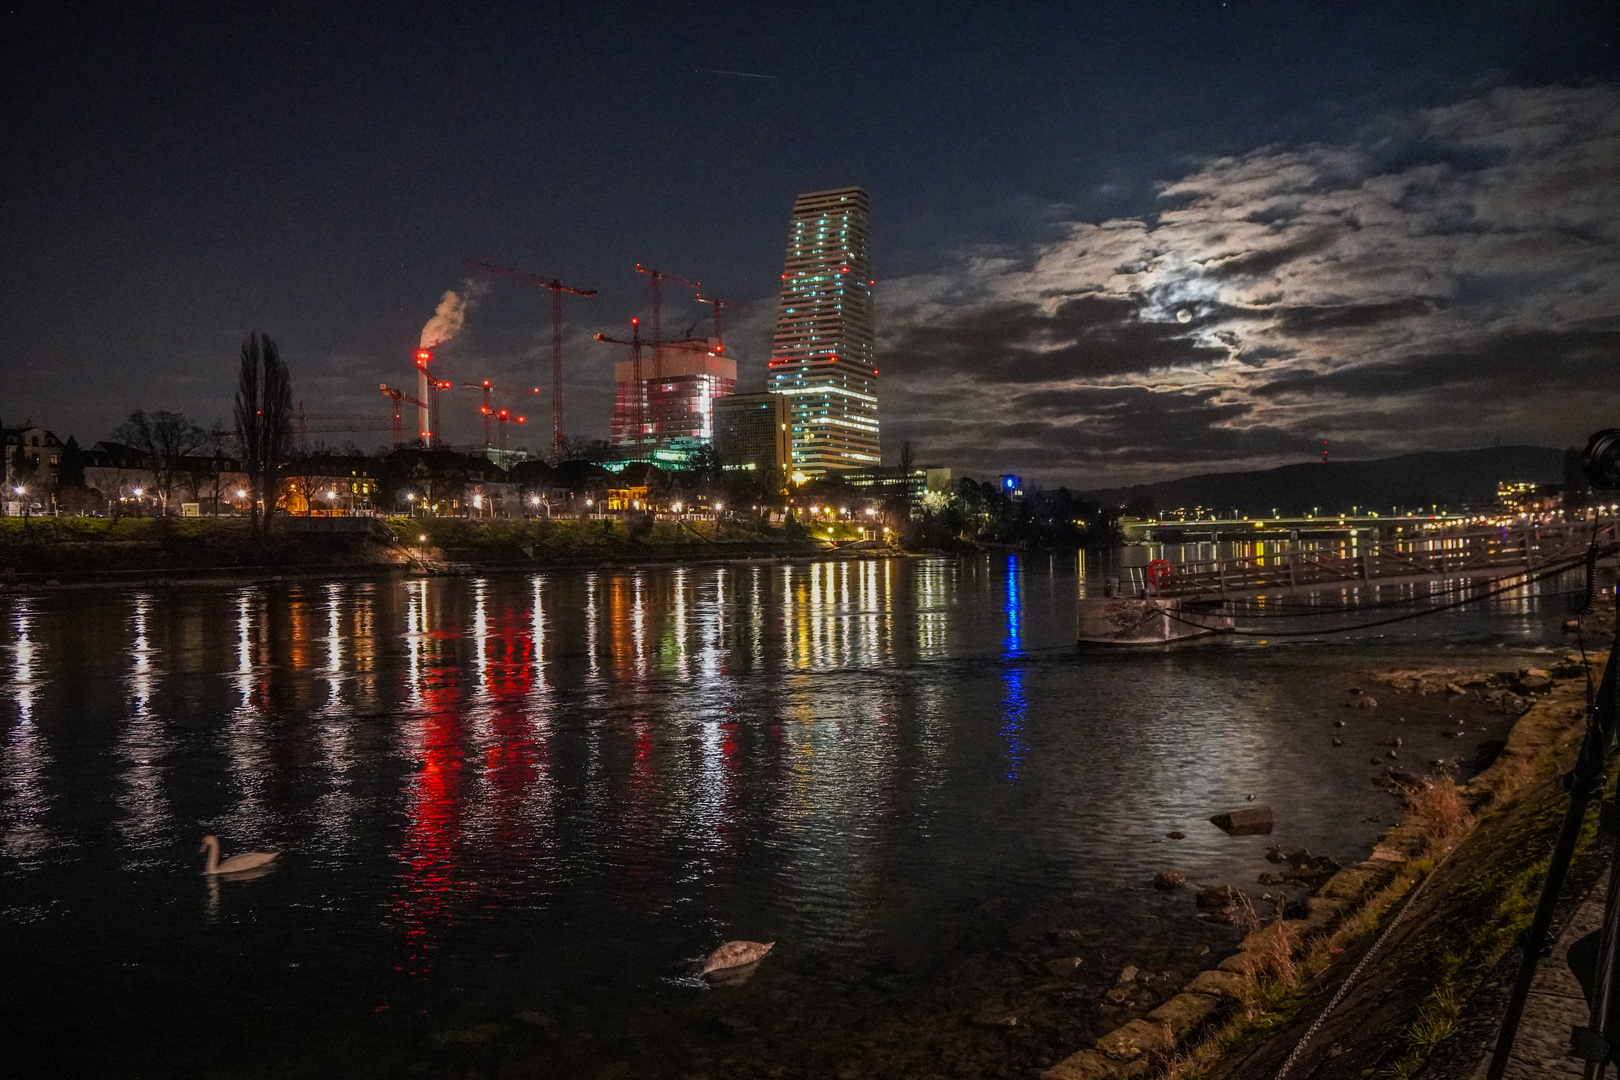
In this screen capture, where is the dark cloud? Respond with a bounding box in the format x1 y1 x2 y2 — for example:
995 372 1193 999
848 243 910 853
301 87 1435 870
1272 298 1437 333
1200 229 1339 280
878 83 1620 486
880 296 1227 385
1258 327 1620 398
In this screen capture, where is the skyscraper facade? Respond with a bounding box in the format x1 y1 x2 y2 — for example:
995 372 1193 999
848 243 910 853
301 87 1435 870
766 187 878 475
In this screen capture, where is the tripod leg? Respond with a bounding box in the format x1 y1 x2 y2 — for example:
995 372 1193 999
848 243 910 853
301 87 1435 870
1583 614 1620 1079
1578 806 1620 1079
1489 641 1618 1080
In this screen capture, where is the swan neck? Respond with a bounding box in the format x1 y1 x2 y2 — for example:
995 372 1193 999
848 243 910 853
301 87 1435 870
202 836 219 874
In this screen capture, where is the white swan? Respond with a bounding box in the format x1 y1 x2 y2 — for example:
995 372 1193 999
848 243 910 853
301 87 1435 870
703 940 774 975
200 834 278 876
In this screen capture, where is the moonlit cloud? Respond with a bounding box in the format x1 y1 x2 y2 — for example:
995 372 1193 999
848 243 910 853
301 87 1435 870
878 84 1620 488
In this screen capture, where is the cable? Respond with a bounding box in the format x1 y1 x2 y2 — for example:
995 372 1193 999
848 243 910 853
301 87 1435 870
1159 557 1591 638
1274 840 1460 1080
1584 518 1604 616
1186 541 1618 621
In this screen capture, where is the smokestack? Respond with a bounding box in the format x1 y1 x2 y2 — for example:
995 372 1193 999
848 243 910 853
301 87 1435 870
416 349 434 446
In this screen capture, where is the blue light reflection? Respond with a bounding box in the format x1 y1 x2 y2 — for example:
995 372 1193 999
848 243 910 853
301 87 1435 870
999 555 1028 781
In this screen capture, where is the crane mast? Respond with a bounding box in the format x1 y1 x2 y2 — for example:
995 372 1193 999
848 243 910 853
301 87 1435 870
464 259 596 459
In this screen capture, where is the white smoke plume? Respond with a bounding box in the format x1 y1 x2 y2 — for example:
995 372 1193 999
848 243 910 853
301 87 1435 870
418 283 486 349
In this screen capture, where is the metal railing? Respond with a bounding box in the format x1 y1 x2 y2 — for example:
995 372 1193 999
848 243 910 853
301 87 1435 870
1122 520 1617 599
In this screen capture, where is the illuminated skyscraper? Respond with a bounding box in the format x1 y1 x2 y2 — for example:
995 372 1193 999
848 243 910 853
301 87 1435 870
767 187 877 475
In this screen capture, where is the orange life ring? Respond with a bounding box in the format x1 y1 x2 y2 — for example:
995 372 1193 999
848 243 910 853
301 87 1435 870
1145 559 1173 587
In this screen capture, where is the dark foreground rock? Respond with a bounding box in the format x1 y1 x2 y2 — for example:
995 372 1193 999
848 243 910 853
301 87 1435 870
1210 805 1275 835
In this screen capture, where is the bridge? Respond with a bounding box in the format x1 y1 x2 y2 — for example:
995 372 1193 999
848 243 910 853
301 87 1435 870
1124 512 1523 543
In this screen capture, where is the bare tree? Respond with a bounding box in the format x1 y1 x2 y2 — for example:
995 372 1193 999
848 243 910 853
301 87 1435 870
113 409 208 512
234 332 294 533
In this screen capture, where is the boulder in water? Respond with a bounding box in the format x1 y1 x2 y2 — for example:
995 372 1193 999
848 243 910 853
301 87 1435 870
1210 805 1274 835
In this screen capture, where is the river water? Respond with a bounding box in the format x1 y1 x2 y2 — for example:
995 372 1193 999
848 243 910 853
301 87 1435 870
0 555 1576 1079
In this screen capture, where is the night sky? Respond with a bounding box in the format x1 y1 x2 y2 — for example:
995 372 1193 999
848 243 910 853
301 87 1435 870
6 1 1618 486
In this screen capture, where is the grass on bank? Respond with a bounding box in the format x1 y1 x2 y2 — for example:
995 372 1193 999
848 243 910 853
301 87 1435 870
0 515 254 543
385 514 813 554
1157 753 1593 1080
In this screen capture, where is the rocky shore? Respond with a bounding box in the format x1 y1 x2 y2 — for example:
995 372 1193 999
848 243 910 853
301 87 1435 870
1033 654 1604 1080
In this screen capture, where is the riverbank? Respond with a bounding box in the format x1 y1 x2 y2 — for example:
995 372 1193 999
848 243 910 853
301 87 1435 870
0 515 838 587
1032 646 1608 1080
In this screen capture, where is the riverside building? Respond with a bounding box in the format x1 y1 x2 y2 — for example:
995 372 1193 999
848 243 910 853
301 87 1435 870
767 186 878 476
713 392 792 490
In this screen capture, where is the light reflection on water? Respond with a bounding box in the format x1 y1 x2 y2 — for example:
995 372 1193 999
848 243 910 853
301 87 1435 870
0 555 1573 1078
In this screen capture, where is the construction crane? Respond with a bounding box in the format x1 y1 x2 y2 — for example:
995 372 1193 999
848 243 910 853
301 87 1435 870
293 402 394 453
594 319 716 457
634 263 700 380
461 379 540 449
692 293 750 355
595 318 649 454
464 259 596 459
490 408 526 451
379 384 430 448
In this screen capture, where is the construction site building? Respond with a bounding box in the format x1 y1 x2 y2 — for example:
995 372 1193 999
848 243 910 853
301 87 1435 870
609 343 736 463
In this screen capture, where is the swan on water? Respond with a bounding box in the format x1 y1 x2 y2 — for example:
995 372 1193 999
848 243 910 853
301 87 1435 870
199 835 278 876
703 940 774 975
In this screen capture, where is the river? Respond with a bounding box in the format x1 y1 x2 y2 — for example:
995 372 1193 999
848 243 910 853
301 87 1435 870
0 554 1575 1079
